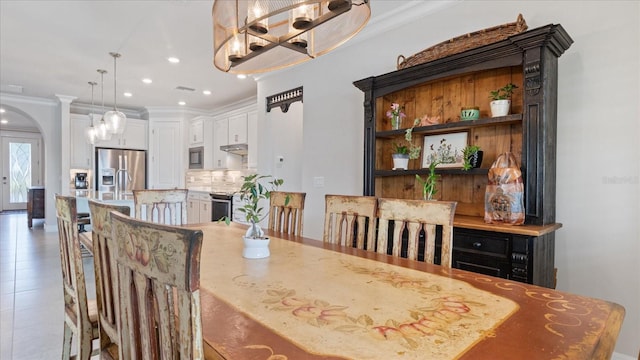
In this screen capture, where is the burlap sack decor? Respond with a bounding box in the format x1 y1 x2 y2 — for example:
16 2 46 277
484 152 525 225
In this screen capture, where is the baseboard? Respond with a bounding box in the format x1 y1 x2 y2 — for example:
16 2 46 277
44 222 58 232
613 351 637 360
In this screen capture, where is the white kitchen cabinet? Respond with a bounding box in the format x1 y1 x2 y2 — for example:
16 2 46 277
247 110 258 169
99 118 148 150
70 114 93 168
212 117 228 169
187 191 211 224
188 118 204 146
228 113 247 144
149 120 182 189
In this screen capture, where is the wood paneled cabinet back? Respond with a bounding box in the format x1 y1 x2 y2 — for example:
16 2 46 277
355 23 573 287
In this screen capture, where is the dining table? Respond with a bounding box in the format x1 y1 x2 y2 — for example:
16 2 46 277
193 222 625 360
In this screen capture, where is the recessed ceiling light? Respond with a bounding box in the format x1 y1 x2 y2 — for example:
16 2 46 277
123 92 132 97
142 78 152 84
168 57 180 64
237 74 247 79
178 101 186 106
0 108 5 113
0 119 8 124
202 90 211 95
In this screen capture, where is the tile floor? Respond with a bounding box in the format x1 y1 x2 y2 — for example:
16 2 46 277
1 211 96 360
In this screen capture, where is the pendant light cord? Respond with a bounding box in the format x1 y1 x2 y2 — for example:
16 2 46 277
110 52 121 111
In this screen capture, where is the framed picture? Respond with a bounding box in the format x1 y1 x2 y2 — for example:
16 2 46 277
422 132 468 168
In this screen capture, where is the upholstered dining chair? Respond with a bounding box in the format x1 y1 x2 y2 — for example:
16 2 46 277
133 189 188 225
54 195 99 360
87 200 131 359
110 211 204 359
268 191 306 236
323 194 378 251
376 198 457 267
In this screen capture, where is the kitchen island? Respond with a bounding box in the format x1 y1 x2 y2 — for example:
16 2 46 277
72 190 135 221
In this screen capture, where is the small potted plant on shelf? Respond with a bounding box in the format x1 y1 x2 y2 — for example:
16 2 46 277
386 102 406 130
461 145 483 170
489 83 518 117
416 160 440 200
222 173 287 259
392 118 421 170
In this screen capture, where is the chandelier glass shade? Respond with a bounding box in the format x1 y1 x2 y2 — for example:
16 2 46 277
96 69 112 142
212 0 371 74
104 52 127 135
84 81 98 145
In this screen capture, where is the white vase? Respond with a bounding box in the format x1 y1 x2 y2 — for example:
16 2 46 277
490 99 511 117
392 153 409 170
242 236 270 259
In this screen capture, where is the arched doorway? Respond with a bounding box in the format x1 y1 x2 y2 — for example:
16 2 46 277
0 105 44 211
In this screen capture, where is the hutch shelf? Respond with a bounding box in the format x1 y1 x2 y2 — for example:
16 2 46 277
354 22 573 288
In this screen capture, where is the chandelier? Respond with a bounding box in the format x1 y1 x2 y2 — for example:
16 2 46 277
103 52 127 135
212 0 371 74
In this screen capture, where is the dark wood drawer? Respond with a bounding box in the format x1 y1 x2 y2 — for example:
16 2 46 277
454 230 510 259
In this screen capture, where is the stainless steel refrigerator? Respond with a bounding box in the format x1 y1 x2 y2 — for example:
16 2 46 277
96 148 147 193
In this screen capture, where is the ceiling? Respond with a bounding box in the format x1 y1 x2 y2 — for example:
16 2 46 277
0 1 441 131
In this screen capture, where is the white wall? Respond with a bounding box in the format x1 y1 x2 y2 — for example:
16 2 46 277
256 1 639 356
0 94 60 231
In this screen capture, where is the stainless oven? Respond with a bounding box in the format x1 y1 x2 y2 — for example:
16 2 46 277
211 193 232 221
188 146 204 169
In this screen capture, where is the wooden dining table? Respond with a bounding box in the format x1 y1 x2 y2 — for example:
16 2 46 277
194 222 625 360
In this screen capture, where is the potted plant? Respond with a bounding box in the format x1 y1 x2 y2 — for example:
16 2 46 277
488 83 518 117
416 160 440 200
392 118 421 170
223 173 286 259
386 102 406 130
461 145 483 170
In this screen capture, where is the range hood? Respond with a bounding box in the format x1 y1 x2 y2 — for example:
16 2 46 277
220 143 248 155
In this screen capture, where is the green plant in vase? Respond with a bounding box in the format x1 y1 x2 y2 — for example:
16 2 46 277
221 173 287 239
416 160 440 200
461 145 482 171
392 118 422 170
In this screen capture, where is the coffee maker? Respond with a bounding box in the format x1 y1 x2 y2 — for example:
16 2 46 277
74 172 88 189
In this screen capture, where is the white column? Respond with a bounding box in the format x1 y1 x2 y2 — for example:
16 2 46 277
56 94 76 196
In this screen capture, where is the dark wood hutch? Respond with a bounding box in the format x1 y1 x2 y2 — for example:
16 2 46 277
354 23 573 288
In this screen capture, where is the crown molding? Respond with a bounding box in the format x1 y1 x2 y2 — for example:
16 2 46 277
0 92 58 106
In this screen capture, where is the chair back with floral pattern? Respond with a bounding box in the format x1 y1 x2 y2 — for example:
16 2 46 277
110 210 203 359
88 200 130 358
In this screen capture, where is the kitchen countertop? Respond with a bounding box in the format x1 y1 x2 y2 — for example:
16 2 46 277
72 189 135 201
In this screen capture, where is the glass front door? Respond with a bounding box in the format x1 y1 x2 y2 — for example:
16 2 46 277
2 137 41 210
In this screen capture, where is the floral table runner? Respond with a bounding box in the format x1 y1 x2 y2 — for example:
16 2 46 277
199 226 518 360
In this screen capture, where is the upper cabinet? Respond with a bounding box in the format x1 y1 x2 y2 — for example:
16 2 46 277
189 118 204 146
228 113 248 145
213 117 229 169
209 103 256 169
70 114 93 168
99 118 148 150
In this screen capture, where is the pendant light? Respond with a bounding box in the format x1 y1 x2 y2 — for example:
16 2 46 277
84 81 98 144
104 52 127 135
96 69 112 141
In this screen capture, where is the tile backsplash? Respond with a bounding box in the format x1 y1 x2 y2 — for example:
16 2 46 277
185 169 255 194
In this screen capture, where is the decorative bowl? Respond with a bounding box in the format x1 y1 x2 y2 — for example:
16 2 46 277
461 107 480 121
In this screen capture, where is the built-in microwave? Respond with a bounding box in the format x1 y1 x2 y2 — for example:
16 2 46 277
188 146 204 169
